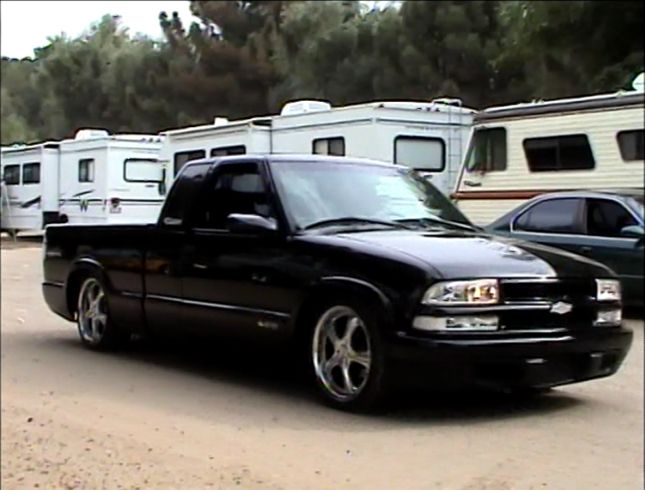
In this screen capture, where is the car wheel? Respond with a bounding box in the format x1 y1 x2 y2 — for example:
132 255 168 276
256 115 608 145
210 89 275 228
76 274 127 350
310 301 388 412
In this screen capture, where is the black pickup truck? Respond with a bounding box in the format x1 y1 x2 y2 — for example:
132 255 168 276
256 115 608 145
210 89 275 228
43 155 633 411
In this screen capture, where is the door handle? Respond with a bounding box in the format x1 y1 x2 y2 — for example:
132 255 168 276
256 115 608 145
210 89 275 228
579 246 592 255
193 263 208 270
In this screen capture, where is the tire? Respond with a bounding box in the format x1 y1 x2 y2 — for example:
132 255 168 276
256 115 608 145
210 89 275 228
76 273 127 351
308 298 389 412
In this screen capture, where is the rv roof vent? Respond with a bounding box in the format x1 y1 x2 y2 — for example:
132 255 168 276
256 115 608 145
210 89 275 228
431 97 463 107
213 117 229 126
280 100 332 116
75 129 110 140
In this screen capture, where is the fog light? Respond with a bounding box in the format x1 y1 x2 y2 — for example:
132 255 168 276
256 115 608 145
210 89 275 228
594 308 622 327
413 315 499 332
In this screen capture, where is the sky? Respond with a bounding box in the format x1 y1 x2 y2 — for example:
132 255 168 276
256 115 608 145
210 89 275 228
0 1 197 58
0 1 393 59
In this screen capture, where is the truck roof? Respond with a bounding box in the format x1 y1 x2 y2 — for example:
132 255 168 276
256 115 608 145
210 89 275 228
183 153 402 170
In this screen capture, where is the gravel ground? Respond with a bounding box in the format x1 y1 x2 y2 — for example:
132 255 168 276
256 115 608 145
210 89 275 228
1 240 643 490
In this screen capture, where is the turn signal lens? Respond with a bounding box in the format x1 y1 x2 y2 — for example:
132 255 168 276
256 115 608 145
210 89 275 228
594 308 622 327
596 279 621 302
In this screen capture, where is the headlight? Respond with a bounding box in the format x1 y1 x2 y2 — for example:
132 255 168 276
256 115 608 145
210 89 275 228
422 279 499 306
596 279 621 302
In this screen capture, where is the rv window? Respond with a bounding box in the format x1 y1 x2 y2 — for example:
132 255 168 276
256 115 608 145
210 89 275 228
523 135 595 172
617 130 644 161
210 145 246 157
124 159 163 182
312 137 345 156
514 198 582 234
174 150 206 176
79 159 95 182
22 162 40 184
2 165 20 185
394 136 445 172
465 128 506 172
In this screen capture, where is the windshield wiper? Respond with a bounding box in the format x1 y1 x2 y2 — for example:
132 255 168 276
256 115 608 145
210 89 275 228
396 216 479 232
303 217 413 231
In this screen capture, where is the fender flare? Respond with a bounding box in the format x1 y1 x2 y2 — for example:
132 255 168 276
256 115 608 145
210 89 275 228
292 275 396 336
64 257 113 316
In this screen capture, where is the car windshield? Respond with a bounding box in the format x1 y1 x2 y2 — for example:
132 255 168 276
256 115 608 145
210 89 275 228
270 160 473 231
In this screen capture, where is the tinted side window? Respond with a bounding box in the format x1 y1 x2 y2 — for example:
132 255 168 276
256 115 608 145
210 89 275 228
22 162 41 184
465 128 507 172
515 198 581 234
192 163 273 230
617 130 644 161
394 136 445 171
586 198 637 237
523 135 595 171
3 165 20 185
161 162 211 225
174 150 206 176
313 137 345 156
210 145 246 157
79 159 95 182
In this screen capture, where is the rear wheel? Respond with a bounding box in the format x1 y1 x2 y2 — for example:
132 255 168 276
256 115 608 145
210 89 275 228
76 275 126 350
310 301 389 411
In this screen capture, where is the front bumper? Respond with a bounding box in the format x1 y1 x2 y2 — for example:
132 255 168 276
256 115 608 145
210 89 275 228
387 326 633 390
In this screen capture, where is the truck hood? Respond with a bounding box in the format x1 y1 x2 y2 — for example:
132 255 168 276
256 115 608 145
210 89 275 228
333 229 613 279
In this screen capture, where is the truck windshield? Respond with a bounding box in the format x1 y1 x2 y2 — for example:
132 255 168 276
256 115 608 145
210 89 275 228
270 160 473 231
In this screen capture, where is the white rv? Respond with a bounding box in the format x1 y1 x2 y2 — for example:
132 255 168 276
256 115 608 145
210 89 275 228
160 99 475 196
1 142 61 233
454 89 645 225
159 116 272 178
57 130 165 225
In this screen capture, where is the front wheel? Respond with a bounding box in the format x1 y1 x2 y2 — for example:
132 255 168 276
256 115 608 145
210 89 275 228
77 275 127 350
310 301 389 412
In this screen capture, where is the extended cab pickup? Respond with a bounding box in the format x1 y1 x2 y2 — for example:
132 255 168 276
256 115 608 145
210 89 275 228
43 155 633 411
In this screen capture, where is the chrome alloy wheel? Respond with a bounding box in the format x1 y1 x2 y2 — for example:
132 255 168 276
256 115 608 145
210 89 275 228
312 306 372 401
77 278 108 345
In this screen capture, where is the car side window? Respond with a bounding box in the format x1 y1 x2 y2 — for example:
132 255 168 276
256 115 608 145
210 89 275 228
192 163 274 230
514 198 581 234
161 162 211 226
586 198 637 237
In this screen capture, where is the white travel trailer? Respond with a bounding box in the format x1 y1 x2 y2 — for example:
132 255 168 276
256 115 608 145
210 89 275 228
160 99 476 196
57 130 165 225
1 142 61 234
159 116 272 178
454 89 645 225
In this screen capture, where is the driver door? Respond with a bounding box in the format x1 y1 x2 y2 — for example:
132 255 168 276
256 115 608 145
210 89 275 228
179 160 294 340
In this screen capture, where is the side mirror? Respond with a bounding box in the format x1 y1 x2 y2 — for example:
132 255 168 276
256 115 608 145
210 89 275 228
227 214 278 234
620 225 644 239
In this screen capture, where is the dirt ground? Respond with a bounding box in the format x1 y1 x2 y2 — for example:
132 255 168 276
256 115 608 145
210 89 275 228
1 239 643 490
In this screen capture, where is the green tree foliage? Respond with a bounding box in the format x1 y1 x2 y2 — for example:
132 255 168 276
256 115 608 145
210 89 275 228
1 0 642 145
499 1 644 98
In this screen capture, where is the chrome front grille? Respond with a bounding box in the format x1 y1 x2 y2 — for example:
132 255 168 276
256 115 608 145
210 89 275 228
501 278 595 304
499 278 597 330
